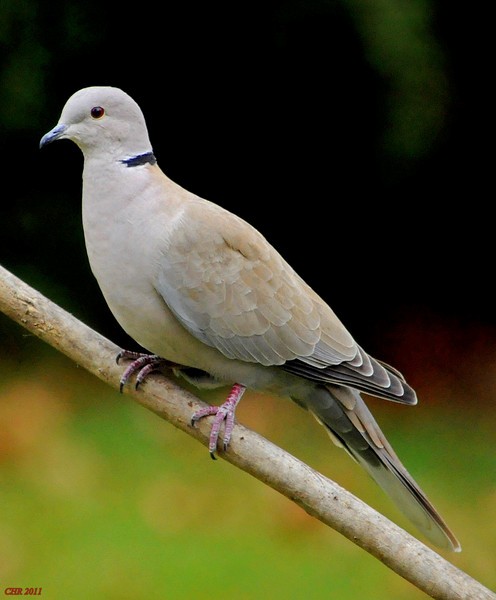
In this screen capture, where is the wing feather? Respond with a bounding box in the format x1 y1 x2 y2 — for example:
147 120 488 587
155 199 414 402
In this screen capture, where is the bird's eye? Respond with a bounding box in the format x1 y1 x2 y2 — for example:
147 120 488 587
90 106 105 119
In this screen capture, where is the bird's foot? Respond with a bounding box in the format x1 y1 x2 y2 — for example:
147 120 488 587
116 350 176 392
191 383 246 459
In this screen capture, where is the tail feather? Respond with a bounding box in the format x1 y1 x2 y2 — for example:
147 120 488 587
305 385 461 552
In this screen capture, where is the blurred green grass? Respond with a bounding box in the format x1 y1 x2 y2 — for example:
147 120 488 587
0 332 495 599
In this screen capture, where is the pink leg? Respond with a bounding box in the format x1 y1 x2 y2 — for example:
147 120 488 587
191 383 246 459
116 350 175 392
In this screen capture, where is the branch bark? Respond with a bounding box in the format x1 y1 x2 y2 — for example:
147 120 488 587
0 263 494 600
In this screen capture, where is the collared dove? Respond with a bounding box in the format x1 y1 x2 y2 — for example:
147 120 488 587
40 86 460 551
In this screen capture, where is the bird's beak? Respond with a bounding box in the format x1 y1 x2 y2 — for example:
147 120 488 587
39 123 68 149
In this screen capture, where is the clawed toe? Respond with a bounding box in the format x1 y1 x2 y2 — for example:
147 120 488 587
191 383 246 458
117 350 174 391
117 353 247 460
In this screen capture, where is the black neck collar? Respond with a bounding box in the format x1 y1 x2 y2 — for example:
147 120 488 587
121 152 157 167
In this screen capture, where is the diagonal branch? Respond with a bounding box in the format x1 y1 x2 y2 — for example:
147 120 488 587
0 263 494 600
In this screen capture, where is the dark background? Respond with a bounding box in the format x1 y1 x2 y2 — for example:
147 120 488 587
0 0 493 365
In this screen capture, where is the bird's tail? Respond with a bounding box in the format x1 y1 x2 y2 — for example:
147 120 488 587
304 384 461 552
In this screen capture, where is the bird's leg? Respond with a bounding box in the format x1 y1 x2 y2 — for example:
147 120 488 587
191 383 246 459
116 350 177 392
118 350 245 458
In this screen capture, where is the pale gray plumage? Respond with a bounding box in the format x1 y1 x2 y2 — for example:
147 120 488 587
40 86 460 552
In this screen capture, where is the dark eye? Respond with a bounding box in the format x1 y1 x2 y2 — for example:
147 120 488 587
90 106 105 119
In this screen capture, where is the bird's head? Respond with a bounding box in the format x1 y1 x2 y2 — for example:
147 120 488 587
40 86 153 161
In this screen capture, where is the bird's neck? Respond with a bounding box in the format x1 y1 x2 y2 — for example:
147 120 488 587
81 151 157 224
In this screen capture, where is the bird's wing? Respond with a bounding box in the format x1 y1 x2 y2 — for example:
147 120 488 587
155 199 414 403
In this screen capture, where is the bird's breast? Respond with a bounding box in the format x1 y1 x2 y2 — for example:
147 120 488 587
80 163 191 361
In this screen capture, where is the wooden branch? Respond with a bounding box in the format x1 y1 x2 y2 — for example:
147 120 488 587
0 263 494 600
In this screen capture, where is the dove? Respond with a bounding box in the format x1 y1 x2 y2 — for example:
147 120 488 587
40 86 460 552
